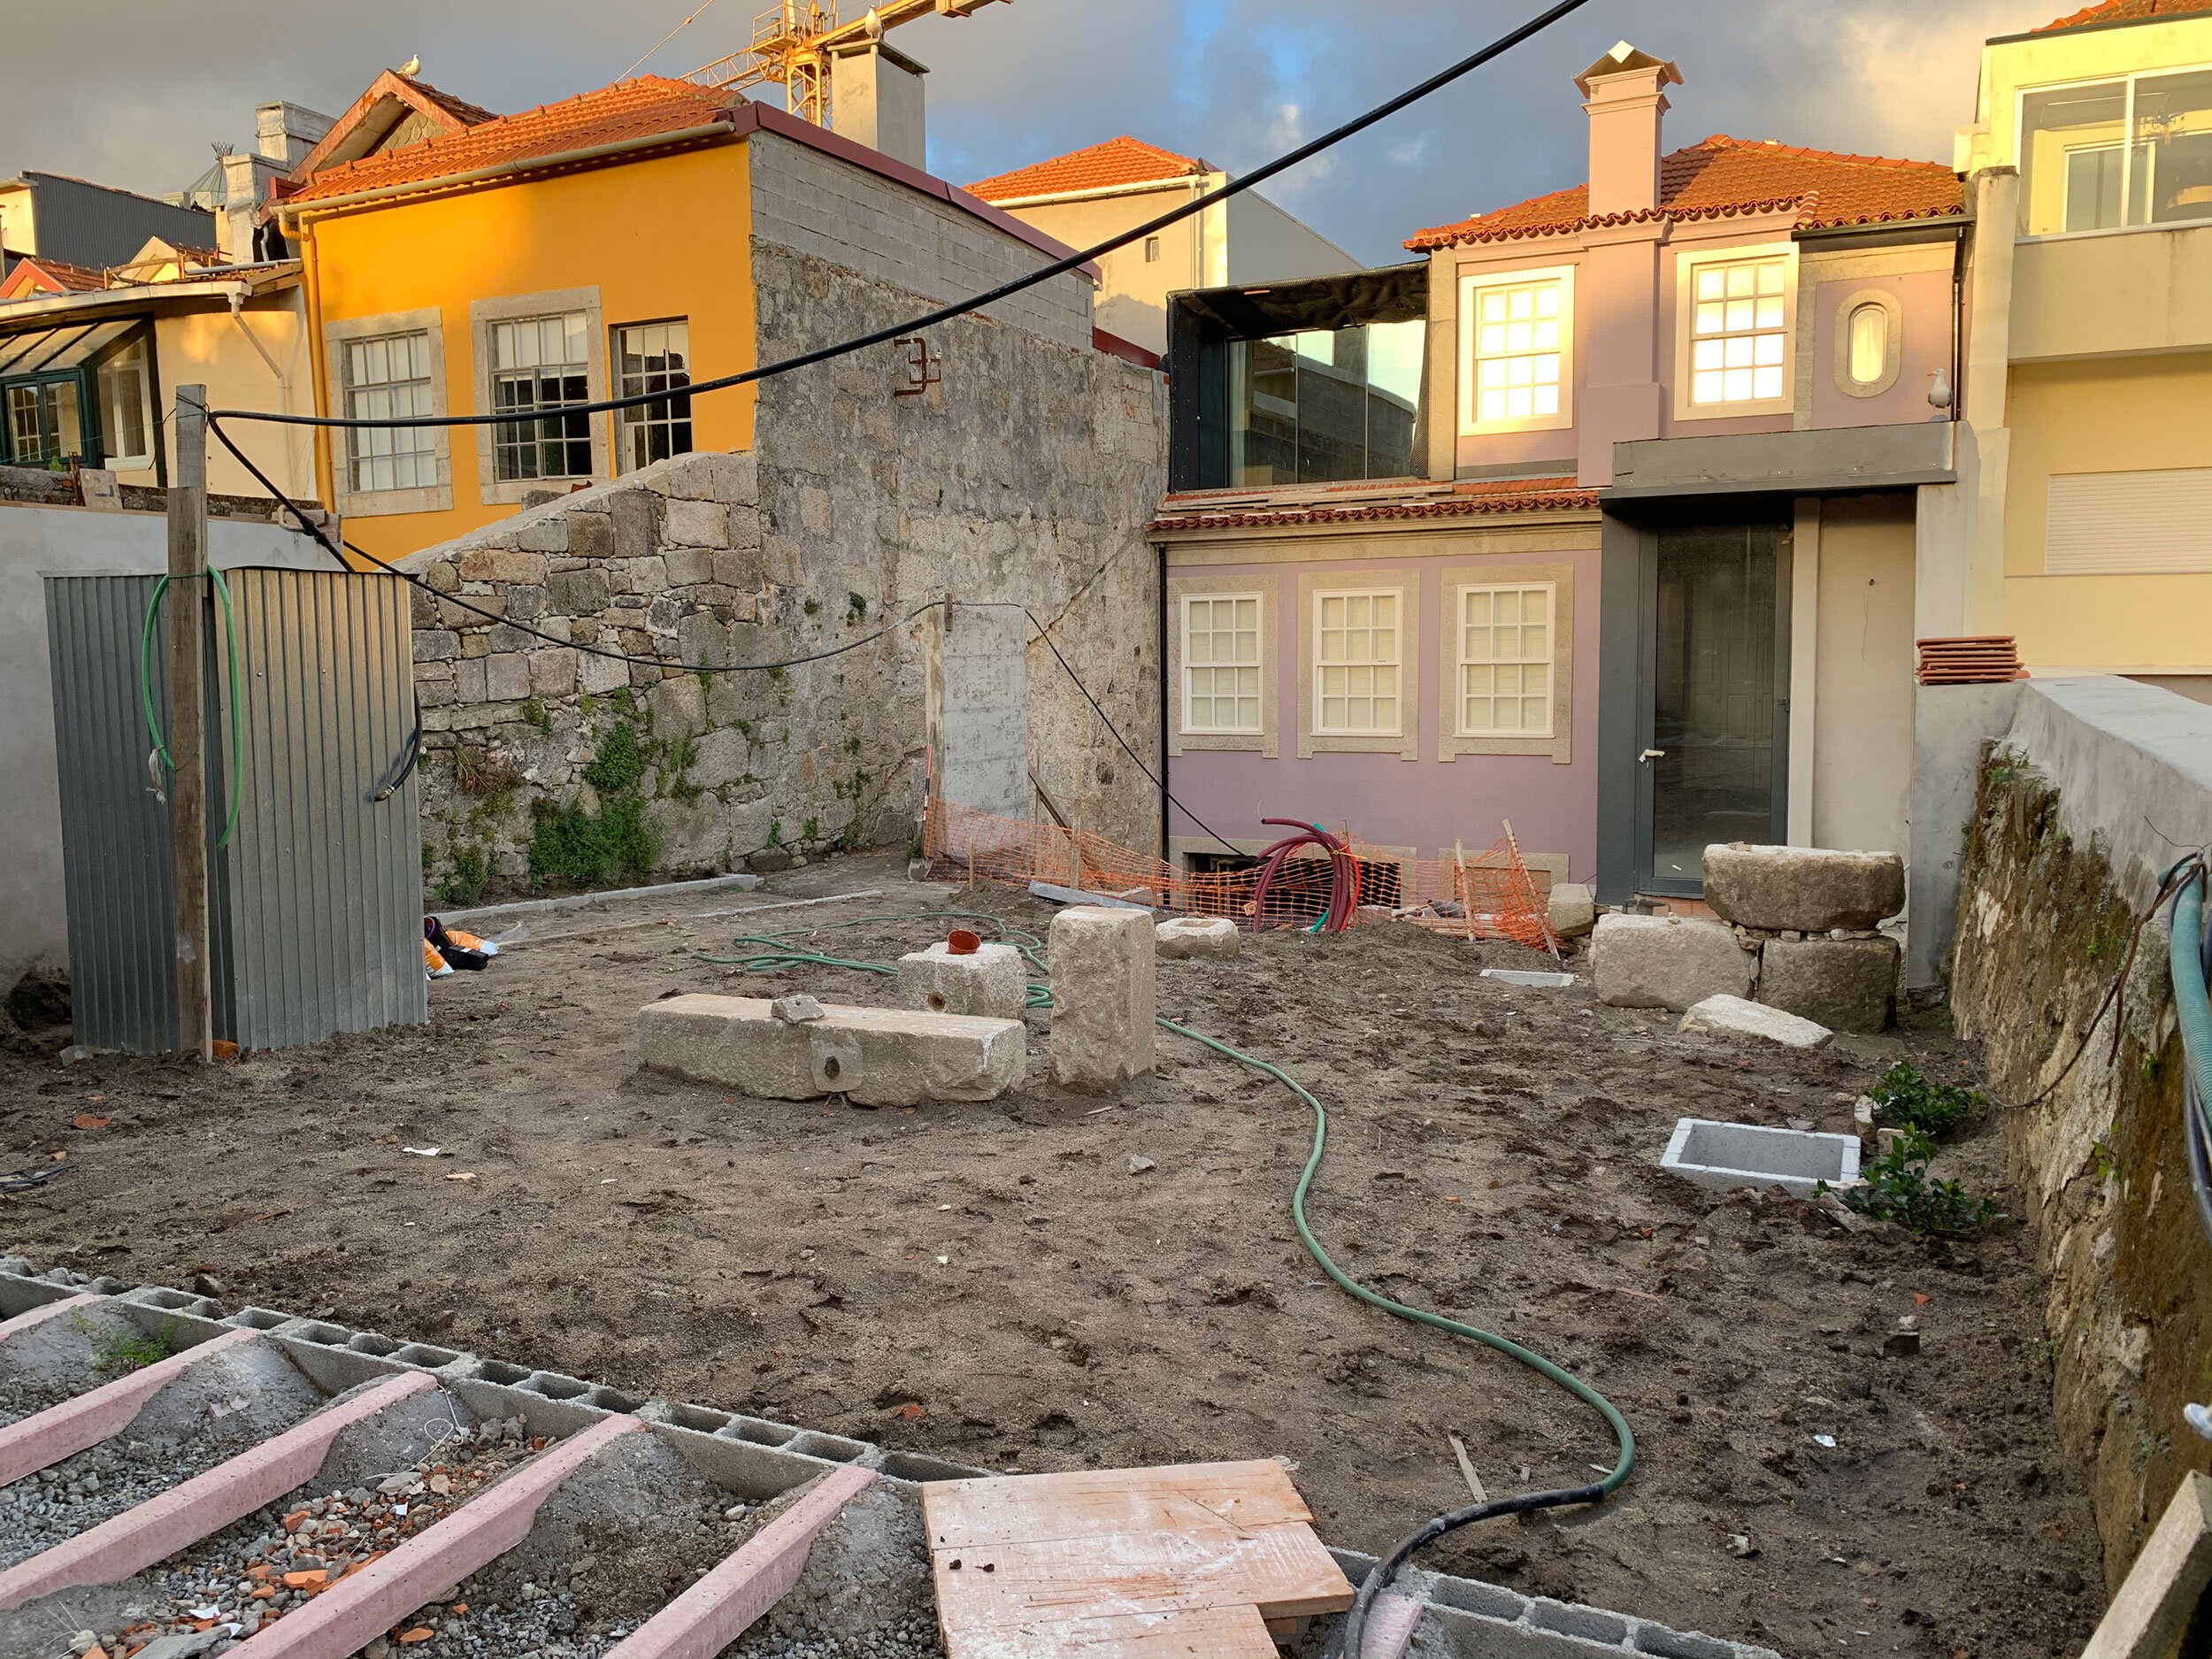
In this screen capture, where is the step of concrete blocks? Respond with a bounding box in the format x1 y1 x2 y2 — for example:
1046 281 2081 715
897 940 1029 1019
1049 905 1156 1093
637 993 1026 1106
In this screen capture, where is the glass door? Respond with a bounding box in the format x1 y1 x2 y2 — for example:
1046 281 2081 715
1637 523 1789 895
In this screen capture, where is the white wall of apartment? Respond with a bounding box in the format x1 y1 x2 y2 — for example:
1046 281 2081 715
1222 189 1364 286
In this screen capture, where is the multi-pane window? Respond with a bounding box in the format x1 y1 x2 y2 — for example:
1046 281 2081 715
96 341 153 470
1458 585 1553 736
1314 591 1399 734
5 380 81 464
1471 278 1563 423
2020 70 2212 235
1183 595 1262 733
490 313 592 482
616 319 692 473
1688 257 1787 407
343 332 437 494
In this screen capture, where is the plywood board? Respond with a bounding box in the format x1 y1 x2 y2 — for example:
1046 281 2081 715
2082 1471 2212 1659
923 1461 1313 1550
931 1522 1353 1628
943 1605 1277 1659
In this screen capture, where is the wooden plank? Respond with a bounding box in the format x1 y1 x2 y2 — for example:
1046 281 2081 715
2083 1471 2212 1659
923 1461 1311 1550
944 1604 1276 1659
931 1521 1353 1629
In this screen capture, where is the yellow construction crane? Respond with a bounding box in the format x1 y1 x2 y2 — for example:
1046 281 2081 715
682 1 1009 128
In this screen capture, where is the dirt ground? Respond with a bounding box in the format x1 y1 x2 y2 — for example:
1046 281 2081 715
0 853 2107 1658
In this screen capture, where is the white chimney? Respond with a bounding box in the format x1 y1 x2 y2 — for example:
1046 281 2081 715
255 101 334 170
828 41 928 170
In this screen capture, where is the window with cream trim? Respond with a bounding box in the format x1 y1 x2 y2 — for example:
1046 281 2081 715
1459 264 1573 434
1456 583 1554 738
1314 590 1401 734
1182 594 1262 733
1689 256 1788 407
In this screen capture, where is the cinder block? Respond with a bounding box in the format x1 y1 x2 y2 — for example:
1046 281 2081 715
638 994 1026 1107
1156 916 1240 960
1702 843 1904 932
898 941 1029 1019
1678 994 1832 1049
1591 915 1751 1010
1661 1118 1860 1199
1048 906 1156 1094
1756 937 1898 1033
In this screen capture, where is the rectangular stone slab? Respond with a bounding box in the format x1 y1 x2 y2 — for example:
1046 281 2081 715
639 995 1026 1106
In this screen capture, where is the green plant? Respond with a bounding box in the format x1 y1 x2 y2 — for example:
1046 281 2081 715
452 745 522 800
664 733 701 802
846 735 863 756
1868 1063 1979 1140
436 844 490 908
521 696 552 733
75 1312 178 1375
2089 1138 2118 1181
1824 1130 2001 1235
847 592 867 623
765 818 783 849
579 691 596 718
528 795 660 887
803 597 820 616
803 814 820 842
1986 752 2020 788
582 720 646 794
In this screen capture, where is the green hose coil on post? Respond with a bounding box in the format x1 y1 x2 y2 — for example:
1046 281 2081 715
139 566 245 852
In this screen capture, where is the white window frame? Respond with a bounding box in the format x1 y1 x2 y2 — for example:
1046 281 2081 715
613 317 694 475
2014 64 2212 242
1672 241 1797 422
1311 587 1404 738
1458 262 1575 436
469 287 607 507
342 329 440 495
1832 288 1903 399
1454 581 1556 741
324 306 453 518
1180 591 1264 736
95 336 155 472
1167 576 1277 757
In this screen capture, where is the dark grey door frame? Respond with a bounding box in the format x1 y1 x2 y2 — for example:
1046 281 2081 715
1596 498 1794 905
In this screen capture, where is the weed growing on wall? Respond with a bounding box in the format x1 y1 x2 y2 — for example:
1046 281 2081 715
436 844 490 908
1868 1063 1980 1139
531 719 662 887
74 1311 177 1375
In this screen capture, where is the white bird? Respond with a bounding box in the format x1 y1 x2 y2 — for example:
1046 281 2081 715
864 9 883 40
399 54 421 76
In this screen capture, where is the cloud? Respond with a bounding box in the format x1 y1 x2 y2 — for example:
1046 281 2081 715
1 0 2055 264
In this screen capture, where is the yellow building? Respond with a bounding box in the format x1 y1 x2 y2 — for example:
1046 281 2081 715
272 71 1085 565
1955 0 2212 695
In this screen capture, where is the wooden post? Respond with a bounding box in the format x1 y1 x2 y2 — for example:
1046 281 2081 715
167 386 213 1062
2083 1472 2212 1659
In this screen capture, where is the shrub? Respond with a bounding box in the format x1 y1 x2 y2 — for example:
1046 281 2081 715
436 844 490 908
1868 1063 1979 1140
1828 1129 2001 1235
582 719 646 794
529 795 660 888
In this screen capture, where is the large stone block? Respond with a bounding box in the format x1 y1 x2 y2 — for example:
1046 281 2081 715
484 653 533 703
568 511 613 561
1703 843 1905 933
690 726 750 790
638 994 1025 1106
899 941 1029 1019
1679 994 1833 1051
663 497 731 549
1548 882 1596 939
548 569 611 616
1049 906 1156 1093
610 488 660 561
1592 913 1753 1010
1758 937 1898 1033
1156 916 1240 960
457 548 547 586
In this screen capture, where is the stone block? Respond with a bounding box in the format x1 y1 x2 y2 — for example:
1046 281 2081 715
660 452 723 501
485 653 533 703
504 584 549 620
662 546 717 587
1679 994 1833 1050
516 513 569 554
547 568 611 616
899 941 1029 1019
528 648 578 699
689 726 750 790
454 658 488 703
1703 843 1905 933
579 649 628 695
1548 882 1596 938
1757 937 1898 1033
421 559 460 595
414 629 460 663
727 798 776 857
624 557 670 595
650 676 706 736
713 549 767 589
717 450 759 505
1156 916 1240 960
568 511 612 561
1592 914 1752 1010
645 797 725 873
1049 906 1156 1093
610 487 660 560
663 497 731 549
457 548 548 586
638 994 1025 1107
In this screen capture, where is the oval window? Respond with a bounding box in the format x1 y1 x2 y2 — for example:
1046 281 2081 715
1847 303 1888 386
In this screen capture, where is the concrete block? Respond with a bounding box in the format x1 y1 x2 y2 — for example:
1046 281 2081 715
638 994 1026 1106
1661 1117 1861 1199
1591 915 1751 1010
1757 937 1898 1033
1678 994 1832 1049
1702 843 1905 933
898 941 1029 1019
1156 916 1240 959
1048 907 1156 1093
1548 883 1596 939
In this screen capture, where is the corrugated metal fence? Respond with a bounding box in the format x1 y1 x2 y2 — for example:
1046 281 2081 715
43 567 426 1054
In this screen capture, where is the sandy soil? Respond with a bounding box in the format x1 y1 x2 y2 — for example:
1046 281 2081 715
0 853 2105 1658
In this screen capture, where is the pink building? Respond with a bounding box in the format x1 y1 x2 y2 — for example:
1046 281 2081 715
1154 42 1967 910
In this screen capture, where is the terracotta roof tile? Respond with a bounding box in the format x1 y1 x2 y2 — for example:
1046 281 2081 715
1150 476 1596 533
394 72 499 128
967 136 1211 203
287 76 737 204
2034 0 2212 29
0 256 106 301
1406 134 1962 251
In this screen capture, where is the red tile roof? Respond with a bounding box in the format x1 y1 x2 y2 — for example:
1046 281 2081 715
967 136 1212 204
396 72 499 129
1406 134 1962 251
286 76 737 204
0 256 106 302
2035 0 2212 28
1150 476 1597 533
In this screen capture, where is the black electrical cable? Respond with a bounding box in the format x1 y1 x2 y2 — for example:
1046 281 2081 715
373 694 425 803
210 0 1594 434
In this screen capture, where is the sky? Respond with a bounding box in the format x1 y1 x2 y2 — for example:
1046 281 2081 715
4 0 2047 265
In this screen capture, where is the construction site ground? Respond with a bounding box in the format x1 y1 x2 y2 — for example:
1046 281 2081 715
0 853 2105 1658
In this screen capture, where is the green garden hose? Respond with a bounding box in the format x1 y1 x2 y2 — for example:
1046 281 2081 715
696 909 1636 1624
139 567 245 851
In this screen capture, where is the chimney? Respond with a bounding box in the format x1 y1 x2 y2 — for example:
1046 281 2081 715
256 101 335 171
828 41 929 170
1576 42 1681 218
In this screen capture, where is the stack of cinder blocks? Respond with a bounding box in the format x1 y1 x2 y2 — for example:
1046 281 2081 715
1593 844 1904 1033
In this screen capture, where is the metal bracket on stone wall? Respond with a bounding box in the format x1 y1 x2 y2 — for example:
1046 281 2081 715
892 335 941 396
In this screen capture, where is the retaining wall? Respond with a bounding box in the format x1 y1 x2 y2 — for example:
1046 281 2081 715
1949 675 2212 1590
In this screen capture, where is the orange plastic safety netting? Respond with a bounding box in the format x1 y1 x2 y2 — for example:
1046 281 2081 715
921 798 1557 949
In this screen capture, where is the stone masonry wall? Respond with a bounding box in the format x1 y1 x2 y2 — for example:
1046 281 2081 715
1951 750 2212 1591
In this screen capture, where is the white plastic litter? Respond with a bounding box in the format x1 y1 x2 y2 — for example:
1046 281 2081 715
1480 969 1575 987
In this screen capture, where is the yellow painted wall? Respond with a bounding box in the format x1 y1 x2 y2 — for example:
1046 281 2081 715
1958 17 2212 175
2005 354 2212 671
146 296 316 502
305 140 757 564
1811 494 1916 857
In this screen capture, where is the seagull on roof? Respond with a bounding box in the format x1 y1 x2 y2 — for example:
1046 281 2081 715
399 54 421 76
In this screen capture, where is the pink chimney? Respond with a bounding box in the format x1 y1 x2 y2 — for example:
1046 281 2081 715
1577 42 1681 217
